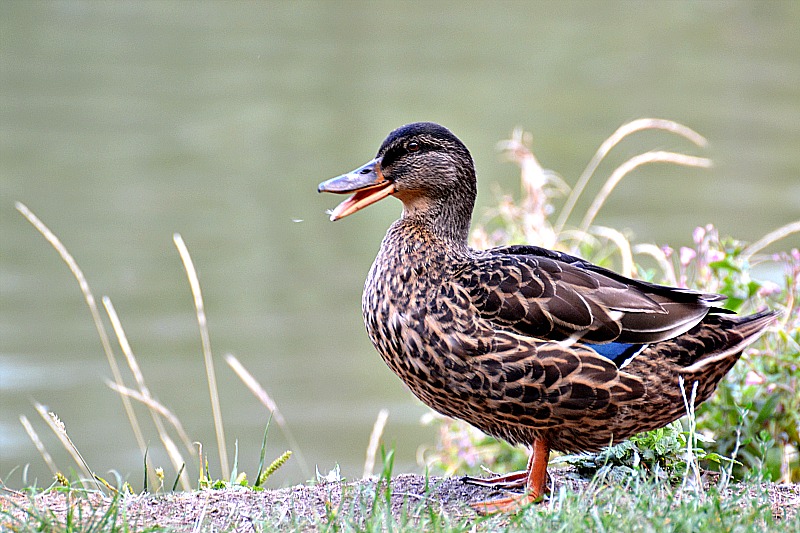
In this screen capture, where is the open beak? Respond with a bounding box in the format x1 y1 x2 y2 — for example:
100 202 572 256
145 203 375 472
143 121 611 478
317 157 395 221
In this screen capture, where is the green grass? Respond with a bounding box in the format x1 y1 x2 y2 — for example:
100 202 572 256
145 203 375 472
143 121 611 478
302 446 799 532
2 488 156 533
499 481 793 533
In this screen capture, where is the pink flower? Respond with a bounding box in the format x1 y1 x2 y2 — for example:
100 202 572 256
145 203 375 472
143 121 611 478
707 249 725 263
744 371 765 386
757 281 781 297
679 247 697 267
693 226 706 245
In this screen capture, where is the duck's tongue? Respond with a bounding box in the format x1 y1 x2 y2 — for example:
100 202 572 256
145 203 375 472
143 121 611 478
317 157 395 221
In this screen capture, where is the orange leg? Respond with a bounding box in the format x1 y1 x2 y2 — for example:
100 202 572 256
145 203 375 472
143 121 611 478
462 469 528 489
469 439 551 514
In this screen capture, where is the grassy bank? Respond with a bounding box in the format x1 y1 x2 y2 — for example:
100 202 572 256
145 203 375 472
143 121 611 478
3 470 799 532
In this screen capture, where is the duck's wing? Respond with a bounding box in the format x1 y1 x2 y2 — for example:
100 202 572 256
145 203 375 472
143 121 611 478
461 245 725 344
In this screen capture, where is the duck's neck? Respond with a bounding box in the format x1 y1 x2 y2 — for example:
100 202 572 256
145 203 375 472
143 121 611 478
398 195 474 248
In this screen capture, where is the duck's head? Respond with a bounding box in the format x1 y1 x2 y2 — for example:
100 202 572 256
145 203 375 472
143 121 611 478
318 122 477 239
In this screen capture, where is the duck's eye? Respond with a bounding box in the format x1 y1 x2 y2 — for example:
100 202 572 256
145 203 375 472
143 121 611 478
407 141 420 152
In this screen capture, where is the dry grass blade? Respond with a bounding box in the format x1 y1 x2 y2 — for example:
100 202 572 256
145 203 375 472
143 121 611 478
497 128 559 247
19 415 58 477
590 226 635 277
0 484 24 498
105 381 193 491
173 233 229 479
678 377 702 493
102 297 147 394
557 228 605 258
741 220 800 262
15 202 147 456
102 296 192 490
33 404 98 490
224 354 284 425
105 382 193 451
555 118 708 234
224 353 310 477
363 409 389 479
578 151 712 234
633 243 678 285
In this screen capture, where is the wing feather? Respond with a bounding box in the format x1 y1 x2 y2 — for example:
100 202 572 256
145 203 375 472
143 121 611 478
462 245 723 343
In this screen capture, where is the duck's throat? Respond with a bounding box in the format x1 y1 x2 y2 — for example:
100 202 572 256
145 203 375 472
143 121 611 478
400 195 474 245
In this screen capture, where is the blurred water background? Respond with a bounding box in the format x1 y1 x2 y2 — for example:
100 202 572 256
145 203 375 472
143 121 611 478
2 1 799 489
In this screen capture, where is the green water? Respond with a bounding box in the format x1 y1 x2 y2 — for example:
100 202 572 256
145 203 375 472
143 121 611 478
2 1 798 488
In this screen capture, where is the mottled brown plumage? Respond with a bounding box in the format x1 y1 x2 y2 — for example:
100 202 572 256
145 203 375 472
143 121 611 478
319 122 777 512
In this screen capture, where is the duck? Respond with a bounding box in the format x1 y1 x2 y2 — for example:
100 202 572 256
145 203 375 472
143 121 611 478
318 122 777 513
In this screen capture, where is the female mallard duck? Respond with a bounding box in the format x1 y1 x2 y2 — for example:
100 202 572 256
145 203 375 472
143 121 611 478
318 122 776 512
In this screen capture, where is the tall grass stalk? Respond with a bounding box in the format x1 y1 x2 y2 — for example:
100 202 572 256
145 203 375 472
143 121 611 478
631 243 678 285
678 377 702 493
102 296 191 490
363 409 389 479
588 225 636 277
224 353 309 477
104 382 193 457
742 220 800 261
477 119 712 262
554 118 708 234
577 151 712 235
173 233 229 480
224 354 286 426
496 128 566 249
104 383 194 489
33 406 98 490
15 202 147 457
18 415 58 478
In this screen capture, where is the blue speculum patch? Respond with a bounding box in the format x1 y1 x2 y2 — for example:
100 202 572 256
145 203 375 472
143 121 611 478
585 342 648 368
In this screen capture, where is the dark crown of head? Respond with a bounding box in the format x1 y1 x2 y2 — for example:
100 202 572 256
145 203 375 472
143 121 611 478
378 122 471 169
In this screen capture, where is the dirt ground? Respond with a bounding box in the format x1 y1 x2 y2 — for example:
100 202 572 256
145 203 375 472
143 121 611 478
2 470 798 531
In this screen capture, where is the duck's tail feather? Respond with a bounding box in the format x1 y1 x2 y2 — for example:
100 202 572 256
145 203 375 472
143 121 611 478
680 309 779 374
